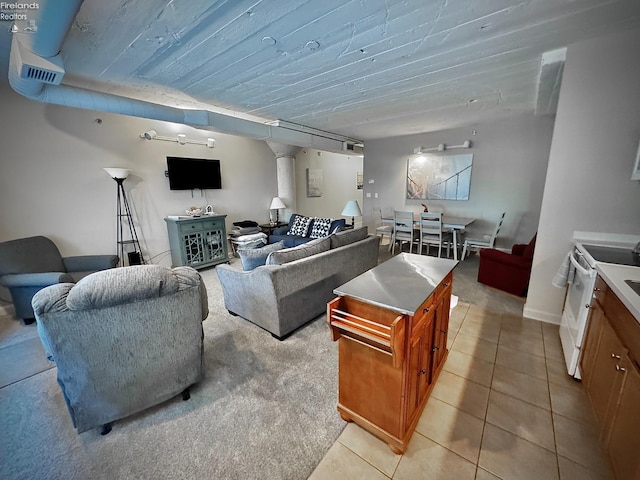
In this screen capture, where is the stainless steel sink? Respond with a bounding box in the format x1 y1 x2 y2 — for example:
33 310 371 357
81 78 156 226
624 279 640 295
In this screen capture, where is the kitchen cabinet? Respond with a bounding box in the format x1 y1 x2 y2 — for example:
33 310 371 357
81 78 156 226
327 254 456 454
580 275 640 479
164 215 228 269
606 354 640 480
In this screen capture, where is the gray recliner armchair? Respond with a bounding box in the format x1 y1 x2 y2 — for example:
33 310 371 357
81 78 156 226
32 264 209 434
0 235 119 324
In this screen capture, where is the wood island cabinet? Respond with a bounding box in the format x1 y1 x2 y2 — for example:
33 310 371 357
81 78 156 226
580 275 640 480
327 254 456 454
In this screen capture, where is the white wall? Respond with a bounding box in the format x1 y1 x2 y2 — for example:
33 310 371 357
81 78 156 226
0 83 278 266
294 149 364 225
362 114 555 248
525 28 640 323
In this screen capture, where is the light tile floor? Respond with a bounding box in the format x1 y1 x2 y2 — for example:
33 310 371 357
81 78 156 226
309 302 614 480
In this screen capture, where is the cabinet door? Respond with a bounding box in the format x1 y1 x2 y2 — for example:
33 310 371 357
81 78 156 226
584 315 627 428
431 292 450 375
606 355 640 480
407 311 434 423
181 232 208 266
407 325 425 423
580 302 604 389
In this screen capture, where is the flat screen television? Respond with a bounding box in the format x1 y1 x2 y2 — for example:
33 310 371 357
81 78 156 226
166 157 222 190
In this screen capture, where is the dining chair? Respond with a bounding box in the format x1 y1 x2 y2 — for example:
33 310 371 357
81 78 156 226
461 211 506 259
374 207 393 245
392 210 415 255
418 212 452 258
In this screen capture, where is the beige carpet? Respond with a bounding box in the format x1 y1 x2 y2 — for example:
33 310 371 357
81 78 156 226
0 263 343 480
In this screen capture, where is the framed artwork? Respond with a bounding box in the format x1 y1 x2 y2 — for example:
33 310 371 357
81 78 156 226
306 168 323 197
356 171 363 189
407 153 473 200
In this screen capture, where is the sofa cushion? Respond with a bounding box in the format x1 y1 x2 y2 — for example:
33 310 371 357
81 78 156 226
287 215 313 237
309 217 334 239
330 226 369 249
239 241 285 271
329 218 346 234
266 237 331 265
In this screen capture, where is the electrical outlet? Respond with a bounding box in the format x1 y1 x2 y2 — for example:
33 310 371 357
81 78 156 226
366 193 371 198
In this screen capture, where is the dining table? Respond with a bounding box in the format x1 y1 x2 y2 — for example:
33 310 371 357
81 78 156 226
381 215 476 261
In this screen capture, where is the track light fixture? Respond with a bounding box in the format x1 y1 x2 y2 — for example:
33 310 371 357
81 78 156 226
413 140 471 155
140 130 215 148
143 130 157 140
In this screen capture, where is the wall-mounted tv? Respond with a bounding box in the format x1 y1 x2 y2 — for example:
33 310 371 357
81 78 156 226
166 157 222 190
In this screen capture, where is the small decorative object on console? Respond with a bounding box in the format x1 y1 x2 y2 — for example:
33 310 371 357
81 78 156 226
185 206 203 216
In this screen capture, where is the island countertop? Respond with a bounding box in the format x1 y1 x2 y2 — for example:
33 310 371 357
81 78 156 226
333 253 458 316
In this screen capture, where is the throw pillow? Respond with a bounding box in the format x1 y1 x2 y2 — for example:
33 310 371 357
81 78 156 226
238 241 285 271
309 217 334 238
287 215 312 237
330 226 369 249
266 237 331 265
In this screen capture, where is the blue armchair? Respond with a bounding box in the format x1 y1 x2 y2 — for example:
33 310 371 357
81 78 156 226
0 236 119 323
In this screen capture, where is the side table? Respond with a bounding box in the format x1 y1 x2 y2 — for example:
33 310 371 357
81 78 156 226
259 222 288 236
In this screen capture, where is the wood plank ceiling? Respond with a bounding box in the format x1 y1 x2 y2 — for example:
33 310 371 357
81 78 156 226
14 0 640 139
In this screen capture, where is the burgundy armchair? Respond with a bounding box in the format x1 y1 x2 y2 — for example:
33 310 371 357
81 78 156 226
477 235 537 297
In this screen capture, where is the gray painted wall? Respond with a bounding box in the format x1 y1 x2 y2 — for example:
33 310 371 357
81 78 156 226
0 83 274 266
525 28 640 323
361 114 555 249
295 149 364 226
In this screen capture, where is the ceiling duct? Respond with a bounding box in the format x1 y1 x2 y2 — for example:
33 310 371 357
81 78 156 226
13 34 64 85
7 0 363 155
535 48 566 116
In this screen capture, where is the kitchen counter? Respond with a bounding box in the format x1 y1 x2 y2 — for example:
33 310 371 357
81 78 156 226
596 263 640 323
333 253 458 316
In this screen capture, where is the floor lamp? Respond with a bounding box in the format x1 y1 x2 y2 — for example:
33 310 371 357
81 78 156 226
104 168 145 266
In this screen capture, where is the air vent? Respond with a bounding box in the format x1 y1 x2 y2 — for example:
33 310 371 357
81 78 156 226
25 66 63 84
341 141 364 156
12 35 65 85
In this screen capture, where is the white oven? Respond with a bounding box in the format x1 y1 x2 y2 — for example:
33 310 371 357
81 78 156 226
559 232 640 379
559 247 596 379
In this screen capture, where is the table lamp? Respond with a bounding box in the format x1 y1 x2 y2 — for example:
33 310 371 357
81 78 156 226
341 200 362 227
269 197 287 225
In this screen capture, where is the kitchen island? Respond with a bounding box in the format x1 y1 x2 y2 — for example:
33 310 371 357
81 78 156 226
327 253 458 454
580 262 640 480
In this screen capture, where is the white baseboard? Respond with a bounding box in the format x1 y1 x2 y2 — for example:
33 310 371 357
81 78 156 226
522 306 561 325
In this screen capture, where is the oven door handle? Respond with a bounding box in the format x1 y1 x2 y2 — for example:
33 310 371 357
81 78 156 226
569 253 594 277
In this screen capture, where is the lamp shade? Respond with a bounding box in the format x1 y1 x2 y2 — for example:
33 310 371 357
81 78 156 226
341 200 362 217
103 167 131 179
270 197 287 210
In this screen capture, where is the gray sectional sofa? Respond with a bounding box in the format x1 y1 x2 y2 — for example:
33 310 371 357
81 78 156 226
216 227 379 339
